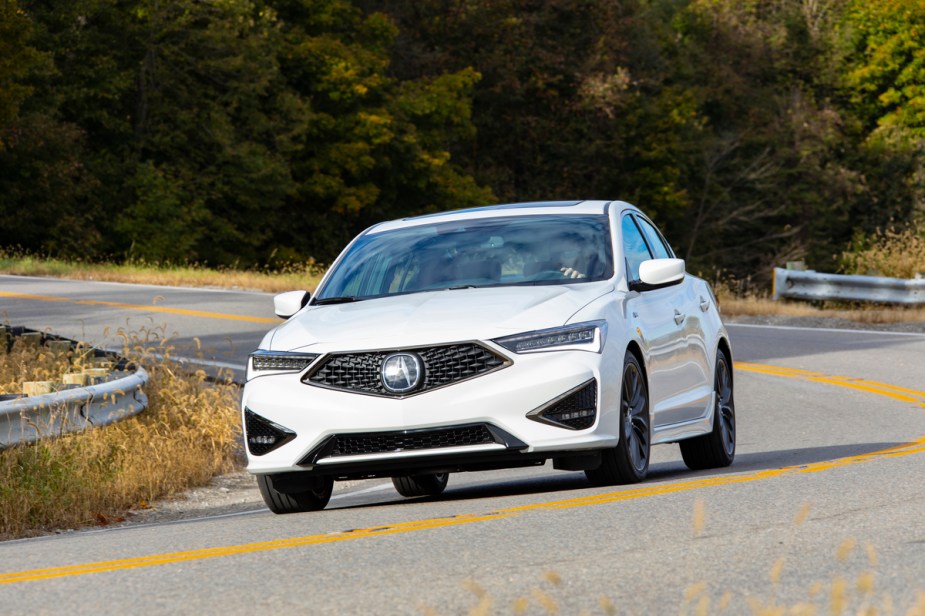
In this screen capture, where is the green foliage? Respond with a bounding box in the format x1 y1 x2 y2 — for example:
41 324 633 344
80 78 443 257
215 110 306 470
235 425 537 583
0 1 44 145
844 0 925 140
1 0 924 277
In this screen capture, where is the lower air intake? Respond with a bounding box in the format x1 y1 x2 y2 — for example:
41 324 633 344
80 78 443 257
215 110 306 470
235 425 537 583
330 424 496 457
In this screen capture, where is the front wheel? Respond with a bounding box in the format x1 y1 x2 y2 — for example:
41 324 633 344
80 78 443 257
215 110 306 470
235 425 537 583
392 473 449 498
680 348 736 470
257 474 334 514
585 351 650 486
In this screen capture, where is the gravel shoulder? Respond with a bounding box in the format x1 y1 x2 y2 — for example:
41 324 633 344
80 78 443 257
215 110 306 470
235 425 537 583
113 314 925 530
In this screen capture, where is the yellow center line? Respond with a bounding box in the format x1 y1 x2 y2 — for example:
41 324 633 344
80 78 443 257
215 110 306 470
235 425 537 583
0 291 278 325
738 362 925 403
2 365 924 583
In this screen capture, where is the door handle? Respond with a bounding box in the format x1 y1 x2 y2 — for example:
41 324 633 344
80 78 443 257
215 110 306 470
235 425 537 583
673 309 685 325
699 296 711 312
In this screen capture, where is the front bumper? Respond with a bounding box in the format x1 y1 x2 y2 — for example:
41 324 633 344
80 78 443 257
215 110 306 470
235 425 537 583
241 345 622 476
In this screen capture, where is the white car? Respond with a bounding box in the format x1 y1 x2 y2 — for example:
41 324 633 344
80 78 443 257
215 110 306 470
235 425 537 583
242 200 735 513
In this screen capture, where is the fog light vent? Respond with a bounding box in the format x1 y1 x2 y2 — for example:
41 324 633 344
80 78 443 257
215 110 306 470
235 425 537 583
527 379 597 430
244 409 296 456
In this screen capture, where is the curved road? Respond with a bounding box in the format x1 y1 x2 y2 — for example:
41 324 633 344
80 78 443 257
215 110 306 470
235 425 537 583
2 275 925 614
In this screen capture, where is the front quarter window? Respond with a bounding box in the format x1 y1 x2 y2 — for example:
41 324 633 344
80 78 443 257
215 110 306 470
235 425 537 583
621 215 653 282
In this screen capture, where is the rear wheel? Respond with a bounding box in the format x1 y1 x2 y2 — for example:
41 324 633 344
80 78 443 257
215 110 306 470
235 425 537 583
257 474 334 514
392 473 449 497
586 351 650 486
680 348 735 470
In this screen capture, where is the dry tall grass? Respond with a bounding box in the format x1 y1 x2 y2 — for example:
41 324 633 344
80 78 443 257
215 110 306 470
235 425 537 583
0 249 325 294
0 332 241 539
840 223 925 279
714 283 925 324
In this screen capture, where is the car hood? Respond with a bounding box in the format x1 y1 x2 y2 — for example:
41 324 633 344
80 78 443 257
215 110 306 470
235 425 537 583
267 283 613 351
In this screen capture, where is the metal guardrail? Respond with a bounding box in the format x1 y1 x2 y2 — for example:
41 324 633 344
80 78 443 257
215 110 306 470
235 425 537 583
773 268 925 305
0 328 149 449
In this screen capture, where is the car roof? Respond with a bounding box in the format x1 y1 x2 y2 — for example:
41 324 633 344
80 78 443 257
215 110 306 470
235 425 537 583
368 200 635 234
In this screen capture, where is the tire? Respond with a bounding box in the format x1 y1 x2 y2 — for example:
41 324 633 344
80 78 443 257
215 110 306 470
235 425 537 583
680 348 736 470
585 351 650 486
257 474 334 514
392 473 449 498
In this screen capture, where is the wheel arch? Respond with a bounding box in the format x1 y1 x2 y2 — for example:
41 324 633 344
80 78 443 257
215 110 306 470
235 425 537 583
716 336 733 385
625 339 649 390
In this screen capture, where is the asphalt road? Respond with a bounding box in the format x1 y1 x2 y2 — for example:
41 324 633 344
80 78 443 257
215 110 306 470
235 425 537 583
2 275 925 614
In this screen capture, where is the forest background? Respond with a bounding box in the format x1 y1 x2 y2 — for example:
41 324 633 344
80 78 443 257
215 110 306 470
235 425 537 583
1 0 923 285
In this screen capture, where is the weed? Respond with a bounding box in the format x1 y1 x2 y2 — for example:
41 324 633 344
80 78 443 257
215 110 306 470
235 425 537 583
0 247 325 294
0 330 241 539
839 223 925 279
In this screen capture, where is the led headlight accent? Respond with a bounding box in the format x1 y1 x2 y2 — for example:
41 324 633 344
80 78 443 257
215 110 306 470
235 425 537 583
493 321 606 354
248 350 319 379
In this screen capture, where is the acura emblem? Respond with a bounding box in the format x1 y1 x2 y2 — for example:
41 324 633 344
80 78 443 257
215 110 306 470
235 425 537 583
381 353 424 394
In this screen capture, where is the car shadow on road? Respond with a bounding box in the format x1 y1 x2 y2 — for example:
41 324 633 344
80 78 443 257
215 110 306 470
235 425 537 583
330 441 906 511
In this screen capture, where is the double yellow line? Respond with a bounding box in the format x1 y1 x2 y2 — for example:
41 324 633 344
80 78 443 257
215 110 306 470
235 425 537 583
2 361 925 585
738 362 925 408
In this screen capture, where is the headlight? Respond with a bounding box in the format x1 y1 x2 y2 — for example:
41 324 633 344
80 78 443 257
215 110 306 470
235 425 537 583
247 350 319 380
493 321 606 354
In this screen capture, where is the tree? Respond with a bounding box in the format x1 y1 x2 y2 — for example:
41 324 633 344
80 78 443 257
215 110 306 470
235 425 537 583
272 0 493 261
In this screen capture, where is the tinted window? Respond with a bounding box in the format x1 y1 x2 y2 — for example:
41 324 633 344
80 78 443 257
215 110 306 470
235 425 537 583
621 216 653 282
316 215 614 300
635 216 672 259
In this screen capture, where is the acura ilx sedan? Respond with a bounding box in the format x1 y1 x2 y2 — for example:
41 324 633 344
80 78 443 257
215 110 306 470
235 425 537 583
242 200 735 513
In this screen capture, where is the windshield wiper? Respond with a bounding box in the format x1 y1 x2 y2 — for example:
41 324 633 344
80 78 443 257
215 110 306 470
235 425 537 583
313 296 363 305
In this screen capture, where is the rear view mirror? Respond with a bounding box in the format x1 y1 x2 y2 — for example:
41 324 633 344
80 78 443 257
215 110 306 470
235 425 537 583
274 290 310 319
632 258 685 291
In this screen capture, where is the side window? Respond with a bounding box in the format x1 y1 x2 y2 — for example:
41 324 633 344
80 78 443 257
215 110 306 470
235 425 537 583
621 215 653 281
634 216 673 259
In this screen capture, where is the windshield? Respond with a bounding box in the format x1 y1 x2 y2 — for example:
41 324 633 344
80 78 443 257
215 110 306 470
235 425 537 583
315 215 614 301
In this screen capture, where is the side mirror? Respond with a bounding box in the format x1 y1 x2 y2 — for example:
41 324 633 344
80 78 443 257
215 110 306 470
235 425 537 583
632 258 685 291
274 290 310 319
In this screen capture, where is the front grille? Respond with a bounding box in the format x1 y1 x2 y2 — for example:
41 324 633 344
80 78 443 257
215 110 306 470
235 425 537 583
244 409 296 456
328 424 497 458
527 380 597 430
304 343 507 396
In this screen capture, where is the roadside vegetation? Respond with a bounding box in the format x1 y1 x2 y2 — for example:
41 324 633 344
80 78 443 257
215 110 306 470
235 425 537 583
3 1 925 282
0 331 241 539
0 248 325 294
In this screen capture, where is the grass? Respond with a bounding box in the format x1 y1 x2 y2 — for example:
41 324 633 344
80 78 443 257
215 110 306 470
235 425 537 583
0 248 325 294
0 329 241 539
714 285 925 324
839 223 925 279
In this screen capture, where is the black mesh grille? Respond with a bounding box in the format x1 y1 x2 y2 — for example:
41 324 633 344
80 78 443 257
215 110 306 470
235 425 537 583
304 343 507 396
531 381 597 430
244 409 296 456
328 424 497 457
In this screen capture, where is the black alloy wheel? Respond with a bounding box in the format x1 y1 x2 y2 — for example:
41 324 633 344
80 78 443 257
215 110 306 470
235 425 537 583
586 351 650 485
